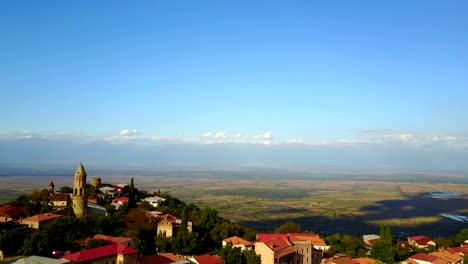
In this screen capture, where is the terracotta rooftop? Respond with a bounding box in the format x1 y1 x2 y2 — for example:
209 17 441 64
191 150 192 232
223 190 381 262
289 233 327 247
257 233 288 242
446 245 468 255
0 204 24 218
275 249 296 259
330 257 358 264
409 236 433 245
139 253 184 264
22 213 62 222
78 234 134 246
354 257 376 264
222 236 253 246
430 251 462 263
410 253 438 263
159 214 178 222
51 193 70 201
62 243 138 263
192 254 224 264
265 237 292 252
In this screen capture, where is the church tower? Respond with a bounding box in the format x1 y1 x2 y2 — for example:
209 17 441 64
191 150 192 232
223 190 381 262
72 163 87 218
48 180 55 193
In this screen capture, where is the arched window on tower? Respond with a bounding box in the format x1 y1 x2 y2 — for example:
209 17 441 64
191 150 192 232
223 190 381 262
74 188 77 196
79 188 83 196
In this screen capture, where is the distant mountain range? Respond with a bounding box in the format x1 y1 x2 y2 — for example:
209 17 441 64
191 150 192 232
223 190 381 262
1 138 467 175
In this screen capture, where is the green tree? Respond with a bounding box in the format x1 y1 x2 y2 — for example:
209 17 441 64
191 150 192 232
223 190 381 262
385 226 392 242
155 235 172 253
456 228 468 244
11 195 29 207
0 229 28 255
371 241 395 264
59 186 73 193
325 234 366 257
25 189 53 216
393 245 410 261
379 225 392 243
217 243 243 264
243 249 261 264
275 222 301 234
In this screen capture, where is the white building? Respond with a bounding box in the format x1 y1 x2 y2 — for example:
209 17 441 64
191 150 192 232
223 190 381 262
144 196 166 207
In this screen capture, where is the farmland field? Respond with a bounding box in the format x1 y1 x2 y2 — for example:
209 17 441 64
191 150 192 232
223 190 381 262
1 169 467 238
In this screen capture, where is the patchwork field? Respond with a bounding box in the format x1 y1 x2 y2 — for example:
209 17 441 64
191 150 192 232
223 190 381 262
1 171 467 238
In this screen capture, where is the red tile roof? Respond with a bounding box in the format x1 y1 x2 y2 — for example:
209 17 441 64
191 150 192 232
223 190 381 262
222 236 253 246
62 244 138 263
265 238 292 252
112 197 129 203
409 236 433 245
354 257 376 264
410 253 438 262
257 233 288 242
397 240 410 247
288 233 327 247
159 214 178 222
331 256 358 264
192 254 224 264
139 253 184 264
50 193 70 201
0 204 24 218
275 249 295 259
430 251 462 263
446 245 468 255
22 213 62 222
78 234 134 246
145 211 162 219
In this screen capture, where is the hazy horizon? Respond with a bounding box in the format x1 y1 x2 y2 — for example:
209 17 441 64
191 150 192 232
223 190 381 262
1 1 467 173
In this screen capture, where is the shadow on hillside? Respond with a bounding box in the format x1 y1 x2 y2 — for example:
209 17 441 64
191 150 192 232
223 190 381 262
238 193 468 238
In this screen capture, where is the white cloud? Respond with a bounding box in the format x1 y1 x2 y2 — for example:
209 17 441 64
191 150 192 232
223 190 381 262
119 129 140 137
235 133 242 138
286 138 305 144
202 132 213 137
214 131 228 139
255 131 272 140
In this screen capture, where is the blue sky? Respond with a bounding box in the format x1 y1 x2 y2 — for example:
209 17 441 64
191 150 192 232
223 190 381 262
1 1 467 146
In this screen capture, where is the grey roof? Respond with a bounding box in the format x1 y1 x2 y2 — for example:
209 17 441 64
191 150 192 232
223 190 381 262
7 256 69 264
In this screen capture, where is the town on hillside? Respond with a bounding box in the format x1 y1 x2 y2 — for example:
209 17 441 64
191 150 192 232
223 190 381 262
1 164 468 264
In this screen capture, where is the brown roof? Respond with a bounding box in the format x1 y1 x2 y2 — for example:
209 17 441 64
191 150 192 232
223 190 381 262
139 253 184 264
410 253 438 262
265 237 292 252
331 257 358 264
0 204 24 218
275 249 296 259
222 236 253 246
430 251 462 263
446 245 468 255
159 214 178 222
51 193 70 201
192 254 224 264
354 258 376 264
288 233 327 247
409 236 433 245
22 213 62 222
78 235 134 246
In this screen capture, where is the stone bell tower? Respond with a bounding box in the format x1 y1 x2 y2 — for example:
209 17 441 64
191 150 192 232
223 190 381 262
72 163 87 218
